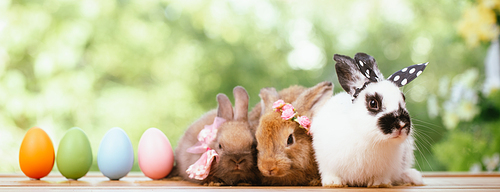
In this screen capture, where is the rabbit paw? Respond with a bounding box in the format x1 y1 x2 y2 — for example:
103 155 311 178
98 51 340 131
367 177 392 188
324 184 348 188
322 175 347 187
367 183 393 188
401 168 424 186
309 178 322 186
236 183 252 186
204 181 223 186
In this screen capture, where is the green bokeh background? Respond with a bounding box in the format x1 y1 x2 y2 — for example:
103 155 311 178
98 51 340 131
0 0 494 173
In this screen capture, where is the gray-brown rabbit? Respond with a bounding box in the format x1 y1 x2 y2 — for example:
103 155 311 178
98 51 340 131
174 86 260 185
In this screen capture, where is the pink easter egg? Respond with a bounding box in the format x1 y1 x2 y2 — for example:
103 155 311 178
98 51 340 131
138 128 174 180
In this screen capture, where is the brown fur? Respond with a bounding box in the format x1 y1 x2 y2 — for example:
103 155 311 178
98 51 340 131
254 81 333 186
248 85 305 133
174 86 260 185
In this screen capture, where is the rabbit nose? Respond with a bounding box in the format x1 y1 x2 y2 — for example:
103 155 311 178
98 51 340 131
267 169 277 176
231 158 246 170
231 158 245 164
398 121 406 130
260 160 279 176
262 166 279 176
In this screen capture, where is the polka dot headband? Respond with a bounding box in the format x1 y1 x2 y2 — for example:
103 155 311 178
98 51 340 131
386 62 428 87
352 60 428 99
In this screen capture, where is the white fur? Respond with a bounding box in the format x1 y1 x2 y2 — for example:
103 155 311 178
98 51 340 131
310 81 423 187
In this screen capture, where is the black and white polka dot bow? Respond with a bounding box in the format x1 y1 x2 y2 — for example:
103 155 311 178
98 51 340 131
386 62 428 87
355 60 428 87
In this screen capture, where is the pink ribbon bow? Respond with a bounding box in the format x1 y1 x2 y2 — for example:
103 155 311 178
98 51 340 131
186 117 226 180
186 149 218 180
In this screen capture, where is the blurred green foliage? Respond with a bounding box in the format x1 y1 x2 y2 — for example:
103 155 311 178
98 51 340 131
433 87 500 171
0 0 491 173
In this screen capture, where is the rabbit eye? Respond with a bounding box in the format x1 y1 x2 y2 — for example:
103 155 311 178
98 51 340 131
287 133 294 146
369 99 378 110
218 143 222 149
366 93 382 114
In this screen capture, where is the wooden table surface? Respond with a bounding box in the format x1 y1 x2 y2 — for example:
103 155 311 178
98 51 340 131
1 172 499 191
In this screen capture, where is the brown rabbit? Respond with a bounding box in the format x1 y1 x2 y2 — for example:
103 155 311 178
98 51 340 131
254 81 333 186
248 85 305 132
174 86 260 185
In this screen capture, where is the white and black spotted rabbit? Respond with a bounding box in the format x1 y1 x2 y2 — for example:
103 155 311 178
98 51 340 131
311 53 427 187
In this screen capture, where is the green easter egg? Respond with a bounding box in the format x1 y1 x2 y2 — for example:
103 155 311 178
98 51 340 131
56 127 93 180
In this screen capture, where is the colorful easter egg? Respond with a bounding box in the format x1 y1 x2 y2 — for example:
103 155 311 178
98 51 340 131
97 127 134 180
56 127 93 180
138 128 174 180
19 127 55 179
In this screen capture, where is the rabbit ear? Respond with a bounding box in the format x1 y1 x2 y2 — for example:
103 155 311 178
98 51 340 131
292 81 333 118
334 53 382 96
387 62 428 87
233 86 249 121
217 93 234 120
354 52 384 81
258 87 279 115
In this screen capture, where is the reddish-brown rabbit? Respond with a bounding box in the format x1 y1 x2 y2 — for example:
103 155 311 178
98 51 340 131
254 81 333 186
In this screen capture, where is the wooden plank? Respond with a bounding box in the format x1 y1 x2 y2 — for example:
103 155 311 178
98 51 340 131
423 172 500 177
0 172 499 191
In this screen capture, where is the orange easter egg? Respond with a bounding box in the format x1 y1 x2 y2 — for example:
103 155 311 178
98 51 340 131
19 127 55 179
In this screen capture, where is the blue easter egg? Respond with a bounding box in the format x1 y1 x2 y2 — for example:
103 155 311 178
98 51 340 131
97 127 134 180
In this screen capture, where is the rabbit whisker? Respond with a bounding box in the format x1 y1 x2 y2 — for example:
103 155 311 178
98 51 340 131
412 127 436 144
413 138 434 171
